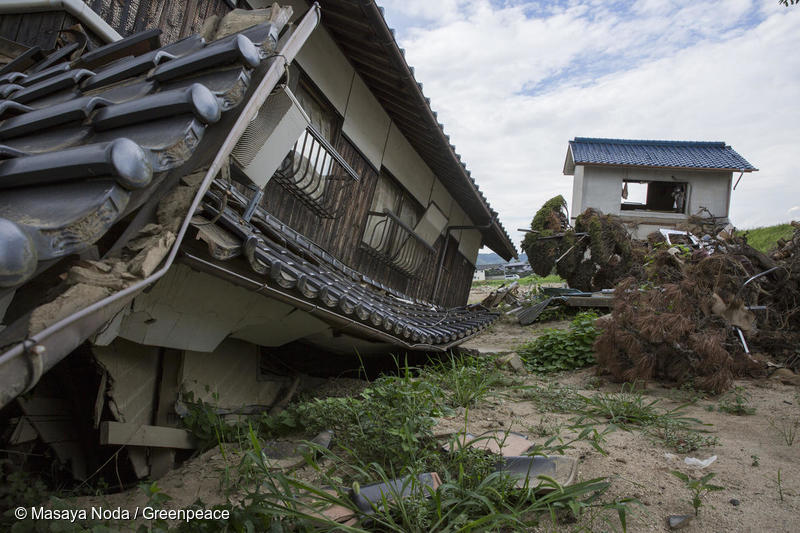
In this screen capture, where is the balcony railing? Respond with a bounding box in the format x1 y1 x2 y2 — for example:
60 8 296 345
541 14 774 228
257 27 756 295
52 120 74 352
271 125 359 218
361 209 435 278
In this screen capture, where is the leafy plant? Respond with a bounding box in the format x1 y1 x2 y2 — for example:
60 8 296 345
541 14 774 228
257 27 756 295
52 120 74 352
751 454 760 467
718 386 755 415
517 311 599 373
671 471 724 516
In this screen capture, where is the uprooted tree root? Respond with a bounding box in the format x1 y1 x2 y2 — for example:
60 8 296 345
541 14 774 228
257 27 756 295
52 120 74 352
522 204 644 292
521 197 800 392
593 225 800 392
594 278 763 394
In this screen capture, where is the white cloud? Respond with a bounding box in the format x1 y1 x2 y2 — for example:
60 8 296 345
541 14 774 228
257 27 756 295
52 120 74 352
380 0 800 252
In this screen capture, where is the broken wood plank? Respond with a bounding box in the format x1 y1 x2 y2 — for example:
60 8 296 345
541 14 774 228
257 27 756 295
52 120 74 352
564 295 614 308
99 421 196 449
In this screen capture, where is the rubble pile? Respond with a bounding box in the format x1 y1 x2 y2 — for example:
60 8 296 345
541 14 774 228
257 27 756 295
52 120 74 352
521 199 800 392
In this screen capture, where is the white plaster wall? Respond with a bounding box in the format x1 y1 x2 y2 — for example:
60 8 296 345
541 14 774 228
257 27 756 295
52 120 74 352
341 75 391 169
294 22 353 114
382 123 436 205
569 166 584 221
430 178 455 217
579 166 623 215
577 166 732 220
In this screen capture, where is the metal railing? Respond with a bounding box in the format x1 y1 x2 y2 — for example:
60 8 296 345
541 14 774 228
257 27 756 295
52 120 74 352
361 209 435 278
271 124 359 218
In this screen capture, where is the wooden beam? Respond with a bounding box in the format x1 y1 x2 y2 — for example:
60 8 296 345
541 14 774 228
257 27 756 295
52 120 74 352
564 295 614 308
100 421 196 449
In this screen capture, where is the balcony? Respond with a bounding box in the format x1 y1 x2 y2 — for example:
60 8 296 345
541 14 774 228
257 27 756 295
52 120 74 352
361 209 435 278
271 125 359 218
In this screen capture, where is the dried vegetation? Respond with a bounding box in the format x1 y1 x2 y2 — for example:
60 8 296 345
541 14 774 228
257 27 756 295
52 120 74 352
522 198 800 393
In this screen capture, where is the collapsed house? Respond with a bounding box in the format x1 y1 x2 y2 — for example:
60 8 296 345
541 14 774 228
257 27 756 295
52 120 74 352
564 137 757 239
0 1 516 480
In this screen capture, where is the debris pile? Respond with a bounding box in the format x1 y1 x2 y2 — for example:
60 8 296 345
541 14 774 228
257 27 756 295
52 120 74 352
520 198 800 392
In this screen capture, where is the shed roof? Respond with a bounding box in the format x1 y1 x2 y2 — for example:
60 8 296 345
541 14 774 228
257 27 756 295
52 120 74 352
564 137 757 175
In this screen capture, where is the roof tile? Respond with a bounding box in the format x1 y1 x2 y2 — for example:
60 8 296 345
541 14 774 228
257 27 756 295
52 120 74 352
569 137 756 171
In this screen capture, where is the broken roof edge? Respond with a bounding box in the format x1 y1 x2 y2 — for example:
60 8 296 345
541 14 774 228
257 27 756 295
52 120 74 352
325 0 517 260
0 5 323 409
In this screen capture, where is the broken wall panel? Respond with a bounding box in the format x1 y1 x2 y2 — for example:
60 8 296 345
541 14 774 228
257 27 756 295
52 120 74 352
181 338 285 410
0 11 99 53
92 339 160 426
115 264 330 352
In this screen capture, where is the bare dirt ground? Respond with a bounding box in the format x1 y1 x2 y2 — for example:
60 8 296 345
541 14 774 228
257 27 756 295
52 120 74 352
455 303 800 532
69 290 799 532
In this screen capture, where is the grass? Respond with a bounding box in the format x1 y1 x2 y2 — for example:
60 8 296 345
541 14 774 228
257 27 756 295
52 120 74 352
172 358 640 532
520 381 716 454
472 273 564 288
741 223 795 253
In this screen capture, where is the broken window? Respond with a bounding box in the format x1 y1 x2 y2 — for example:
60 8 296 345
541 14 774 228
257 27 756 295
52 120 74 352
361 171 434 277
621 180 687 214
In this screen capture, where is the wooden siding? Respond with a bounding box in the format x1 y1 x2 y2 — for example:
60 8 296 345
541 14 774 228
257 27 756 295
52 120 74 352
259 135 475 307
0 1 231 51
0 12 89 51
85 0 230 43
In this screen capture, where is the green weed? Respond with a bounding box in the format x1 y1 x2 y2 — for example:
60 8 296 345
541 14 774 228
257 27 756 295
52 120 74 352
423 353 503 408
517 311 599 373
718 387 755 415
671 471 724 516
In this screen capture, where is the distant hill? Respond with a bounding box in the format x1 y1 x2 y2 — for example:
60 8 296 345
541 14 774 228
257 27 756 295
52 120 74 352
477 252 527 266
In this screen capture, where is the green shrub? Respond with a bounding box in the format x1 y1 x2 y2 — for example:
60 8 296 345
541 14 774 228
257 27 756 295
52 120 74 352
517 311 599 372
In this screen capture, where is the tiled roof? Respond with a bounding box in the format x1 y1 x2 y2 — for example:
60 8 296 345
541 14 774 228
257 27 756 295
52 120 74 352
187 178 498 347
0 14 496 359
566 137 757 173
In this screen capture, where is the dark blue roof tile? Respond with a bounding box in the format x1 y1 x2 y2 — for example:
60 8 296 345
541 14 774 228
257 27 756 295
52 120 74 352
568 137 756 172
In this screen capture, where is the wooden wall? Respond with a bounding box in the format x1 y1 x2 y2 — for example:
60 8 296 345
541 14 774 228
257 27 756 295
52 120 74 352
0 11 89 51
85 0 231 44
0 1 231 52
260 135 475 307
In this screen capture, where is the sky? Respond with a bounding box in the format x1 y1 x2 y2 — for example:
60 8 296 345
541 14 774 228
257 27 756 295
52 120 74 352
377 0 800 254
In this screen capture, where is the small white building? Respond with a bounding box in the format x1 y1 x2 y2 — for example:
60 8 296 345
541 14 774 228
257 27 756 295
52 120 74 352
564 138 757 238
472 269 486 281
